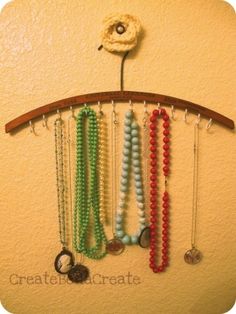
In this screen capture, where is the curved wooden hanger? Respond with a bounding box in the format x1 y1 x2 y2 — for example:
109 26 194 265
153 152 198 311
5 90 234 133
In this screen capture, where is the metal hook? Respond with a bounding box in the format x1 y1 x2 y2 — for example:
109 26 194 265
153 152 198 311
206 118 213 130
171 105 175 120
69 106 75 119
29 120 35 134
42 115 47 128
143 100 148 114
98 101 103 116
57 109 61 119
84 103 88 108
183 109 188 123
129 100 133 112
157 102 161 110
196 113 201 125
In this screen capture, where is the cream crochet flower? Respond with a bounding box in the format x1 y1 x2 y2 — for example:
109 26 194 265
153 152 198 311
101 13 141 52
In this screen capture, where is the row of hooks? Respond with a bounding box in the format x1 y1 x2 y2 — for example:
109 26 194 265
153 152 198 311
29 101 213 133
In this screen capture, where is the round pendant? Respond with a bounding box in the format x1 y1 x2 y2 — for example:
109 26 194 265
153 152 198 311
54 249 74 274
106 238 125 255
184 248 202 265
68 264 89 283
138 227 150 248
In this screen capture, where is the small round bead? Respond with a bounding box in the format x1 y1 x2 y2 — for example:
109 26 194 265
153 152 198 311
163 151 169 158
122 163 129 171
125 133 131 141
136 188 143 195
124 141 131 148
132 145 139 152
163 121 169 128
150 123 156 130
125 126 131 134
133 159 140 167
150 160 157 167
150 189 157 195
122 170 128 178
116 223 122 230
139 217 146 224
150 115 156 122
131 129 138 137
116 215 123 223
150 210 157 216
123 148 130 156
163 144 169 151
116 230 124 238
150 196 156 202
153 110 159 116
150 174 157 181
117 208 124 215
122 234 130 244
137 202 144 209
131 235 138 244
160 109 166 115
121 178 128 185
150 217 157 223
138 210 145 217
132 137 139 145
163 202 168 209
150 153 156 159
134 167 140 174
120 185 127 192
150 203 156 209
162 209 168 215
137 195 143 202
150 130 156 137
163 114 169 121
119 201 125 208
151 167 156 174
163 129 169 136
125 111 133 118
150 138 156 145
125 119 131 126
132 152 139 160
150 145 156 152
151 182 157 188
131 121 138 129
163 166 169 173
163 137 169 143
163 158 169 165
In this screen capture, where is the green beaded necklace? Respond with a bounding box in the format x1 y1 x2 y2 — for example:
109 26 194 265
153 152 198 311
73 106 107 259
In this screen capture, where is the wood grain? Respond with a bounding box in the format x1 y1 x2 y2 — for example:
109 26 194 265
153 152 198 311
5 91 234 133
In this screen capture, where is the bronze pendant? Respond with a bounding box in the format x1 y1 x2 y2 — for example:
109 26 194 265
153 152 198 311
138 227 150 248
54 249 74 274
68 264 89 283
184 248 202 265
106 238 125 255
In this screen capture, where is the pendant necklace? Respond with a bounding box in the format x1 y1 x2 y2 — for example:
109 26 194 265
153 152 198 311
54 114 74 274
184 121 202 265
115 106 147 245
64 109 90 283
149 109 170 273
73 106 107 260
106 102 125 255
138 101 150 248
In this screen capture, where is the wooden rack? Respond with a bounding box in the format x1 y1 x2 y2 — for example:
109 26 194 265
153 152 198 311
5 91 234 133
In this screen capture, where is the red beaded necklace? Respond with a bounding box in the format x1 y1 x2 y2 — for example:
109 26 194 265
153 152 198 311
149 108 170 273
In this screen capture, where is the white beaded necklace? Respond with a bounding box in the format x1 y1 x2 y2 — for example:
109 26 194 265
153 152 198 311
115 110 147 245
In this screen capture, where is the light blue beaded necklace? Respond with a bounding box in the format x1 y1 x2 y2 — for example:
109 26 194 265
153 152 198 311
115 110 147 245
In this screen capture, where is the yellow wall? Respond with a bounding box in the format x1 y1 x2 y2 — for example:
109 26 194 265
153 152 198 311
0 1 236 313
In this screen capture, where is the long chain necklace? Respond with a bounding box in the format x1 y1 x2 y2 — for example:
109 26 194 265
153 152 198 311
73 106 107 260
54 116 74 274
184 122 202 264
149 108 170 273
115 109 147 245
106 103 125 255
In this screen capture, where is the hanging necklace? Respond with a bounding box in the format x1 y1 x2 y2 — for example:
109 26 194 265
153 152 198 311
65 109 90 283
73 106 107 260
106 102 125 255
138 101 150 248
54 114 74 274
149 108 170 273
115 107 147 245
184 121 202 264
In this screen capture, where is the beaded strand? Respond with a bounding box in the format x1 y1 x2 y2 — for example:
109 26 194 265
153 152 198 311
149 109 170 273
73 107 107 260
116 110 147 245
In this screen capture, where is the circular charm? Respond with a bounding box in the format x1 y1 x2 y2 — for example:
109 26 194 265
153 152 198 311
184 248 202 265
106 238 125 255
138 227 150 248
68 264 89 283
54 249 74 274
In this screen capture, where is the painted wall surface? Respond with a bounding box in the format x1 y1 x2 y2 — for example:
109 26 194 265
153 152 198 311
0 1 235 313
